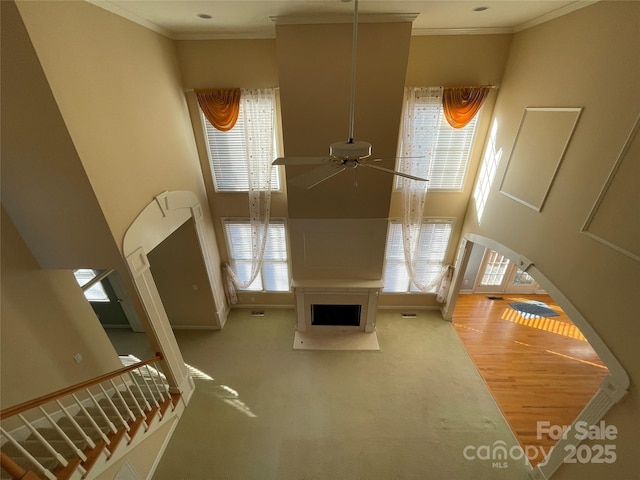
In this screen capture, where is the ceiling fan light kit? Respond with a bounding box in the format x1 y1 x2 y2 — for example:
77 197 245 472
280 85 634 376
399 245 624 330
274 0 428 189
329 140 372 160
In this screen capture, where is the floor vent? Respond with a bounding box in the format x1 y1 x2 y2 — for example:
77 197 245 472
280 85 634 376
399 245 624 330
401 313 417 318
250 311 265 317
487 296 504 300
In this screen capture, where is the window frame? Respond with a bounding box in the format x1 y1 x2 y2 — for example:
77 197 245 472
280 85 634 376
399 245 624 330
381 218 455 294
200 91 283 193
395 89 480 192
221 217 291 293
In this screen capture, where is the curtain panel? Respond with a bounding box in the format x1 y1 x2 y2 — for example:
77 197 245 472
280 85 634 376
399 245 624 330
220 88 277 304
195 88 241 132
442 87 489 129
398 87 440 293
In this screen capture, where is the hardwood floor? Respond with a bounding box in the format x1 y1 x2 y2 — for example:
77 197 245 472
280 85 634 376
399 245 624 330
451 293 608 467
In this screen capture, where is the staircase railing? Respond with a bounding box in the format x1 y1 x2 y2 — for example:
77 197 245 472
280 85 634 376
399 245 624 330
0 354 177 480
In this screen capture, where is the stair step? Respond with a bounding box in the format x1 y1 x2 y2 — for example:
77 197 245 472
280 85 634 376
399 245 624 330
57 416 111 433
80 441 107 474
53 457 83 480
1 391 180 480
0 443 60 472
35 426 90 445
19 439 78 460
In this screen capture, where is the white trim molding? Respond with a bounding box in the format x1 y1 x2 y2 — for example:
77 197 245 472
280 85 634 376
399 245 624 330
123 191 228 400
581 114 640 262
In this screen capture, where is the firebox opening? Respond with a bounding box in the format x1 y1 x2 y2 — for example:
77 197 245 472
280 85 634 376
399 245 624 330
311 304 362 327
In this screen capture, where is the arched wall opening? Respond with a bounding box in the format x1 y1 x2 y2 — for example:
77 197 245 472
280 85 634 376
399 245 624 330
123 190 227 401
443 233 629 479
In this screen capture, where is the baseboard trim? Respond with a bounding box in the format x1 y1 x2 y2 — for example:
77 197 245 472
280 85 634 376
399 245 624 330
377 305 441 311
170 325 219 330
231 305 296 310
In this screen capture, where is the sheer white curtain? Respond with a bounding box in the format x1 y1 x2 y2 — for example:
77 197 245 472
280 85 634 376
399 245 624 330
398 87 451 297
223 88 276 304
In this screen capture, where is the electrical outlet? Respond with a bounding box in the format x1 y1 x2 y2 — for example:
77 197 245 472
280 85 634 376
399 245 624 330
74 353 83 364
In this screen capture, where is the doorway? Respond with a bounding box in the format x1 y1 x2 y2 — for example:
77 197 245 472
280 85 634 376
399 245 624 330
473 248 542 294
74 268 144 331
445 234 629 478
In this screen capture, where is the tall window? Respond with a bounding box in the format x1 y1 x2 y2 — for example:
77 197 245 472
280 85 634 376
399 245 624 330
223 220 290 292
473 119 503 222
382 219 453 293
201 89 280 192
396 87 479 191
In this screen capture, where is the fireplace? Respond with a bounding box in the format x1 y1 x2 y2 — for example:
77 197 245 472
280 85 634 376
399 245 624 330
292 280 381 333
312 304 362 327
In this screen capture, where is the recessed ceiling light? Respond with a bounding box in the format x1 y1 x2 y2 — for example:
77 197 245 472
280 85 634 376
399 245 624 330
197 13 213 19
473 6 489 12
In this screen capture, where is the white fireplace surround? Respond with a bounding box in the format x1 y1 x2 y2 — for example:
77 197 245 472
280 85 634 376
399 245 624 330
292 280 382 333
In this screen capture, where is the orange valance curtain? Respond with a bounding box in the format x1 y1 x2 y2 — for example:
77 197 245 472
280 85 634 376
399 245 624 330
195 88 241 132
442 87 490 129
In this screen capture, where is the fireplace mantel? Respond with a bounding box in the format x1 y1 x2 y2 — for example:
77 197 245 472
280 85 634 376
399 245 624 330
292 279 382 333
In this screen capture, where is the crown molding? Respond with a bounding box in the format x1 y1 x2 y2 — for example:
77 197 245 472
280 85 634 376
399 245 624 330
86 1 600 41
514 0 600 32
87 0 175 38
412 27 514 36
270 13 419 26
174 31 277 41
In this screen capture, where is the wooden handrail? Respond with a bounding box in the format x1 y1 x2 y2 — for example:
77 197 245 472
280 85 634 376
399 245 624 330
0 354 163 420
0 451 27 478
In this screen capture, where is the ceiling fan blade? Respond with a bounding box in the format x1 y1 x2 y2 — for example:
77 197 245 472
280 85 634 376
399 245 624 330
272 156 331 166
289 163 346 189
360 163 428 182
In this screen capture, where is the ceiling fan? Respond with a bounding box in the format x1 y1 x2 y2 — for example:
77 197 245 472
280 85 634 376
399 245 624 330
272 0 428 190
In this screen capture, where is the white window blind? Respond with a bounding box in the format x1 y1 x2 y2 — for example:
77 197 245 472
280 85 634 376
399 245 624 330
382 220 453 293
397 91 479 191
202 92 280 192
73 269 109 302
223 220 290 292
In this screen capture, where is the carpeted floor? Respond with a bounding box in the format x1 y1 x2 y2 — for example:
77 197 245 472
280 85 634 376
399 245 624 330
113 309 532 479
293 330 380 350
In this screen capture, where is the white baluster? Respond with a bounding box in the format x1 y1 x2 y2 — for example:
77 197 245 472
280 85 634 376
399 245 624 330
0 426 56 480
38 406 87 462
99 384 129 430
120 375 148 419
144 365 166 404
55 400 96 449
135 368 159 410
110 378 136 422
86 388 118 434
128 372 153 411
71 394 110 444
17 413 68 467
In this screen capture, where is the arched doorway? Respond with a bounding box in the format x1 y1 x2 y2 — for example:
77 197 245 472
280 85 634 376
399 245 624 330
443 233 629 478
123 190 227 400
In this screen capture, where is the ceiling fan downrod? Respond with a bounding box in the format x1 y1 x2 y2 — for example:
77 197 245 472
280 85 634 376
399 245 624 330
347 0 359 144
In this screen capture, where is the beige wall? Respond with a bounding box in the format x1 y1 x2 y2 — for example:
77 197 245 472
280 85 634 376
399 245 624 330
15 1 215 255
461 2 639 478
1 0 122 272
14 0 227 331
148 219 218 328
1 207 122 408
